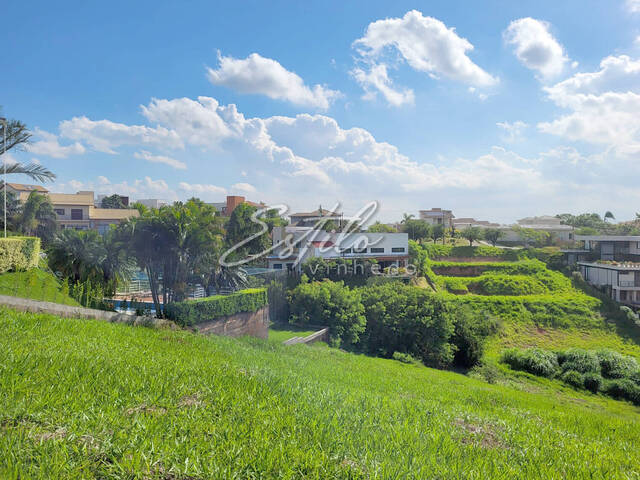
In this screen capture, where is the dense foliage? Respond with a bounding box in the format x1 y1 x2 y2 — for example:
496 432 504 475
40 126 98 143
0 236 40 273
289 280 495 368
502 347 640 405
166 288 268 327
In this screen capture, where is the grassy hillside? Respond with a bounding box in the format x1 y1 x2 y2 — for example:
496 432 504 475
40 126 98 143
1 308 639 479
0 269 80 306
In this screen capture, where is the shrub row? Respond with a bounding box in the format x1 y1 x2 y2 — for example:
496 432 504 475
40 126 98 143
289 280 498 369
502 347 640 405
469 274 548 296
418 243 564 268
0 236 40 274
166 288 268 327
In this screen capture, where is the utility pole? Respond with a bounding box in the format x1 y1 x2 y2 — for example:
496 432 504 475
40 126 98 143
0 118 7 238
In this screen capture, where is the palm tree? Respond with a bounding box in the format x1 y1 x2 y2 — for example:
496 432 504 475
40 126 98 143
47 229 106 284
1 162 56 183
16 191 57 242
401 213 414 224
604 211 615 223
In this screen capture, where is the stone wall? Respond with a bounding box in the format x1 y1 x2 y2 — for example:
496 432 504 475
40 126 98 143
193 305 269 339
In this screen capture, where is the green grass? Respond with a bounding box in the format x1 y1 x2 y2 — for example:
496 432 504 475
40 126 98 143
1 308 640 479
0 269 79 306
268 323 318 343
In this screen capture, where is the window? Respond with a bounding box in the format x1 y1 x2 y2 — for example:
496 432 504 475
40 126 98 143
392 247 405 253
54 208 65 216
273 263 283 270
71 209 83 220
354 248 367 254
370 247 384 253
340 248 352 254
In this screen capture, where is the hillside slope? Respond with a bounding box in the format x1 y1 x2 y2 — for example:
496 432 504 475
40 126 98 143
1 308 639 479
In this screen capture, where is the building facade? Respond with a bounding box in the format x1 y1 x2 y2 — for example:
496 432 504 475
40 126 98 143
419 208 454 228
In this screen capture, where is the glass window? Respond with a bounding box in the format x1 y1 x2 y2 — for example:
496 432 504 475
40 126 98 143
354 248 367 254
273 263 283 270
54 208 65 216
392 247 405 253
370 247 384 253
71 209 83 220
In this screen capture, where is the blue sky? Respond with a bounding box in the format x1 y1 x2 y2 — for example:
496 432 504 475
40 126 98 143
3 0 640 222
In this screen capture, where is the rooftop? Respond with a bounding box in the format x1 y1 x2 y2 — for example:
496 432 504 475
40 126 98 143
89 207 140 220
576 235 640 242
2 183 49 193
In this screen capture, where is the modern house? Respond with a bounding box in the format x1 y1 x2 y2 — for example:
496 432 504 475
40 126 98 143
209 195 268 217
419 208 454 229
574 235 640 306
135 198 169 209
267 226 409 273
452 217 500 229
1 184 138 233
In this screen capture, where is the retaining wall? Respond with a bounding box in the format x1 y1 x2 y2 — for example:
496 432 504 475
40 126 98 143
193 305 269 339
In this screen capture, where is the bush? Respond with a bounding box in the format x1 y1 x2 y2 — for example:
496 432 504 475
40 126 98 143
557 348 601 375
289 281 366 347
470 274 548 296
596 349 639 379
451 307 499 368
603 379 640 405
392 352 420 365
0 236 41 273
561 370 584 389
502 348 559 378
166 288 268 327
583 372 603 393
359 282 456 368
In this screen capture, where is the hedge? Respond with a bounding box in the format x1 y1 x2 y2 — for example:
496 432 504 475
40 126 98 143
165 288 268 327
0 236 40 274
469 274 548 296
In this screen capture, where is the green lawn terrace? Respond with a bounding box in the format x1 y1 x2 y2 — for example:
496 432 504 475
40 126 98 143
410 242 640 364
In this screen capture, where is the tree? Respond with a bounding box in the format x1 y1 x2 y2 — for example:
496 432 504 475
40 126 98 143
16 191 57 243
430 224 445 244
225 202 270 258
0 190 19 231
101 194 126 209
402 219 431 241
47 229 107 285
604 211 615 223
0 162 56 183
461 226 483 246
483 227 504 247
368 221 397 233
401 213 414 224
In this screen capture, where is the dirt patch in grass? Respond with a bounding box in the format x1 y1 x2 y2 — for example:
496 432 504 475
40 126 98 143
31 427 67 442
125 404 167 416
454 417 507 449
177 394 204 408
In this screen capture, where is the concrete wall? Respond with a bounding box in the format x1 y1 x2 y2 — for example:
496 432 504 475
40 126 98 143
283 327 329 345
193 305 269 339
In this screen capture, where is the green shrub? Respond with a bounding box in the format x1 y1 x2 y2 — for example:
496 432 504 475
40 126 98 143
289 281 366 347
166 288 268 327
603 379 640 405
451 307 499 368
0 236 41 273
561 370 584 389
359 282 456 368
596 349 639 379
557 348 601 375
502 348 559 378
442 276 470 293
583 373 603 393
392 351 421 365
470 274 548 296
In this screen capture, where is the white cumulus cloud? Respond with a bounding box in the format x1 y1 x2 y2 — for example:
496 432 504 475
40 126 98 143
26 128 86 158
351 10 497 106
496 121 528 142
134 150 186 169
504 18 569 79
351 64 415 106
231 182 256 193
207 52 341 110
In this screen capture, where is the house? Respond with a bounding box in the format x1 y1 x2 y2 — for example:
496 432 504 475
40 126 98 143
288 208 342 227
208 195 268 217
0 184 139 233
48 191 139 233
267 226 409 273
574 235 640 306
419 208 454 229
135 198 169 209
1 183 49 202
452 217 500 229
500 215 575 244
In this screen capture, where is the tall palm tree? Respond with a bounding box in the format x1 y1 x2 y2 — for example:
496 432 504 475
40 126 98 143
1 162 56 183
604 211 615 223
16 191 58 242
401 213 414 224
